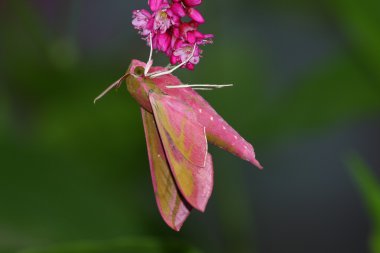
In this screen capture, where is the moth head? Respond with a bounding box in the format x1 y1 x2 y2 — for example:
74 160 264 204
93 59 156 105
128 59 147 78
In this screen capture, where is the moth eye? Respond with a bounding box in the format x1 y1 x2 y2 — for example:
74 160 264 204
134 66 145 76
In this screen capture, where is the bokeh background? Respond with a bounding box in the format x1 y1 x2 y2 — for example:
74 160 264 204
1 1 380 253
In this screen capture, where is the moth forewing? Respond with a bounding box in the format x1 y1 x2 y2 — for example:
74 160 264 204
141 108 191 231
148 93 213 212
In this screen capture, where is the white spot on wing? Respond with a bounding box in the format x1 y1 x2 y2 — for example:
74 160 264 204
199 108 202 113
234 135 238 140
222 126 226 130
210 116 214 121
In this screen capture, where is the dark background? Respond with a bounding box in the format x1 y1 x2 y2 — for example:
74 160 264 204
1 1 380 253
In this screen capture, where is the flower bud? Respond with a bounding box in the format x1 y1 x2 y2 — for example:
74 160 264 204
188 8 205 24
171 3 186 17
182 0 202 7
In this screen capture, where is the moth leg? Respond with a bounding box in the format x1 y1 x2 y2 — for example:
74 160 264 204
165 84 234 90
147 44 197 78
144 33 154 76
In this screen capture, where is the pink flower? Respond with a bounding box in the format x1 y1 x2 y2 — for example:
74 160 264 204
173 42 200 65
178 22 212 44
154 9 172 33
132 9 152 35
132 0 213 70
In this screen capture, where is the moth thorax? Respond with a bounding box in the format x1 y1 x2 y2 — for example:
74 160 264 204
126 75 152 112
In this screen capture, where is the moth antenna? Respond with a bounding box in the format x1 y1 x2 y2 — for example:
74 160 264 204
94 74 128 104
166 84 234 89
144 33 154 76
148 44 197 78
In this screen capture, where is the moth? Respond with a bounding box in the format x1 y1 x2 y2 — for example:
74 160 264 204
95 44 263 231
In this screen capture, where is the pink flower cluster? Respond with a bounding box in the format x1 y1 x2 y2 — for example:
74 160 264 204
132 0 213 70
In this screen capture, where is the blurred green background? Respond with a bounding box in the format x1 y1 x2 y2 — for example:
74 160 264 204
1 1 380 253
